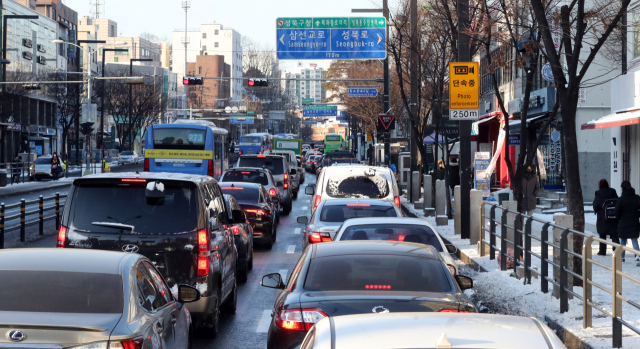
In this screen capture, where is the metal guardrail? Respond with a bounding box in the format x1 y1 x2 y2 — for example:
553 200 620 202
480 202 640 348
0 192 68 248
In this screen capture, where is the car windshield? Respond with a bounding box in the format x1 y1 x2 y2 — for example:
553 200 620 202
35 157 51 164
220 186 259 202
68 179 199 235
326 175 390 199
241 136 261 143
121 151 134 155
304 255 451 292
221 170 269 185
0 270 123 313
153 127 206 150
339 224 442 251
319 205 397 222
238 157 284 175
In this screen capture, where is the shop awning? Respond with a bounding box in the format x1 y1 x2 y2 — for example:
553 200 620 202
509 114 548 133
581 110 640 130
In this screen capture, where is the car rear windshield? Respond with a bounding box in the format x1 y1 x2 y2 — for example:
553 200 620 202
221 170 269 185
121 151 134 155
68 179 199 235
326 175 390 199
0 270 123 313
238 157 284 175
220 186 260 202
304 255 451 292
273 153 291 161
326 135 342 142
35 157 51 164
241 136 261 143
153 127 206 150
339 224 442 251
320 205 397 222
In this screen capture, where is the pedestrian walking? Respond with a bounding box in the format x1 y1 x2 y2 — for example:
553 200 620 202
614 180 640 265
448 156 460 195
11 156 21 184
592 179 620 255
367 144 374 166
436 159 445 180
522 165 540 216
50 153 61 181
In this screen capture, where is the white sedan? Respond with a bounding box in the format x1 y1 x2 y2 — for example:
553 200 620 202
332 217 459 276
117 151 139 165
300 312 566 349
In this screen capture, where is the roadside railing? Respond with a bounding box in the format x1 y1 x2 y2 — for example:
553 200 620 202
480 202 640 348
1 161 32 184
0 192 67 249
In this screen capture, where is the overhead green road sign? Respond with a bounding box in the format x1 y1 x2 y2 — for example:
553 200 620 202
302 98 315 103
303 105 337 111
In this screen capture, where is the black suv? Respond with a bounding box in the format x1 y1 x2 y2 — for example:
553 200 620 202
58 172 245 337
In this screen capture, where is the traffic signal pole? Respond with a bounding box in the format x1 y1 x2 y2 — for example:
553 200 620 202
458 0 471 239
383 0 390 167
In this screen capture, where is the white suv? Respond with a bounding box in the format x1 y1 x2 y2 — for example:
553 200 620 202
305 165 401 213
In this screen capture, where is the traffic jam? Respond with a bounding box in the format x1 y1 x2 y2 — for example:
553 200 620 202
0 134 566 349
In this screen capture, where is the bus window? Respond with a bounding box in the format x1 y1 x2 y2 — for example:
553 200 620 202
153 128 206 150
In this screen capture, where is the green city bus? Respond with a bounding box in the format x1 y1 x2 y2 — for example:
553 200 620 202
324 133 346 153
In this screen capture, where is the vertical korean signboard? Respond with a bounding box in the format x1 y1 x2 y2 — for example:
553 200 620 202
448 62 479 120
68 30 76 59
474 152 490 198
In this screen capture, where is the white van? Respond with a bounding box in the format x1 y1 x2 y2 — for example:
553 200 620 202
265 150 302 196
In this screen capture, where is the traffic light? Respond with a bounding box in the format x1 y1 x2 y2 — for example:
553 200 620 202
183 77 203 85
22 83 41 90
248 78 268 87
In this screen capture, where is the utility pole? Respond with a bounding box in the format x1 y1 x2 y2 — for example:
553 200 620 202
383 0 390 167
409 0 418 202
458 0 471 239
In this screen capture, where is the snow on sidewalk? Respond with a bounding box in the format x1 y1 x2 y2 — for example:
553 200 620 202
402 198 640 349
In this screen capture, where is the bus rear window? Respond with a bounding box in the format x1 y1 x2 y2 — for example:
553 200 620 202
326 135 342 142
153 128 206 150
241 137 261 144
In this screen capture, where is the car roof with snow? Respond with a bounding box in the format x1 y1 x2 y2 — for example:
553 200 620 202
72 172 214 183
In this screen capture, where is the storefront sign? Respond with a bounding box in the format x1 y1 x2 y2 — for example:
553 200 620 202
7 123 21 131
551 130 561 143
46 128 56 135
508 134 520 145
542 63 554 82
38 126 47 134
578 88 586 104
474 152 491 198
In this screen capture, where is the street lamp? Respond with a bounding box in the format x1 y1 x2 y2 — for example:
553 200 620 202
128 58 152 150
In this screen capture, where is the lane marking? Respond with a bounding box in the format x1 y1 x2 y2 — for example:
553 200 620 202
279 269 288 280
287 245 296 254
294 228 301 235
256 309 272 333
301 206 308 210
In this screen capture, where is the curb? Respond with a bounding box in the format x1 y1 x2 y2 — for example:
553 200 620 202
401 202 595 349
0 182 72 199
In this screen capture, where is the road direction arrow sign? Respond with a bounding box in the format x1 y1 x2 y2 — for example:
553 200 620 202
377 114 395 132
348 88 378 97
276 17 386 60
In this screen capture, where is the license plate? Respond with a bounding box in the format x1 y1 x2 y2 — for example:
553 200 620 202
173 163 185 167
248 151 253 154
37 172 46 175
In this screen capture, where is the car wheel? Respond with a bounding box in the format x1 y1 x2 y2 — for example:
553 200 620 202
272 224 277 243
293 190 298 199
283 202 292 215
222 278 237 314
264 232 273 249
200 289 220 338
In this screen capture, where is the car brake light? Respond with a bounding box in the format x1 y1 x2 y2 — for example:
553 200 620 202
197 229 210 277
439 309 473 313
314 195 321 208
284 182 289 190
269 188 277 197
221 187 243 190
57 226 67 248
120 337 145 349
241 171 251 174
230 226 241 235
365 285 391 289
308 232 332 244
275 308 328 332
346 204 371 207
258 150 262 155
238 150 242 155
207 160 214 177
122 178 147 183
314 162 317 165
446 264 457 276
143 158 149 172
245 208 266 218
394 196 400 208
284 173 288 180
257 155 266 158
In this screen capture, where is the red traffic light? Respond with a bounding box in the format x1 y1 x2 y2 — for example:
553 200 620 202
248 79 255 87
248 78 267 87
184 77 203 85
183 78 189 85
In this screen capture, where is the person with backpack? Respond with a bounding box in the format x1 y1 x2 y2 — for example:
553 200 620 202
614 180 640 265
593 179 619 256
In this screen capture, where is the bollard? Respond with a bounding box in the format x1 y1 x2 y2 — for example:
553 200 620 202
55 193 60 230
541 222 550 294
560 229 569 312
39 195 44 235
513 213 522 275
489 205 496 260
0 203 4 249
20 199 25 242
524 217 532 285
500 209 508 271
81 159 83 177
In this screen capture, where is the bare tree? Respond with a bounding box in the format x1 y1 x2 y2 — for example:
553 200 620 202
43 71 83 161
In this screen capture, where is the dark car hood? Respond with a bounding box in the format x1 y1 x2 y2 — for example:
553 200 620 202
297 291 463 316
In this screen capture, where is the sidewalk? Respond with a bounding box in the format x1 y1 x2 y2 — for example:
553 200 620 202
401 196 640 349
0 178 73 198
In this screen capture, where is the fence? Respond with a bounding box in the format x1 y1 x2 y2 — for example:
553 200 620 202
480 202 640 348
0 192 67 249
1 161 31 184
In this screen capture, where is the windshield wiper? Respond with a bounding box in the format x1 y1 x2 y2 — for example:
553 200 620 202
92 222 136 234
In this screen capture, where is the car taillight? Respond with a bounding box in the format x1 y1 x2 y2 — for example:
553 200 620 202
197 229 210 277
57 226 67 248
394 196 400 208
314 195 321 208
238 150 242 155
284 182 289 190
284 173 288 181
143 158 149 172
347 204 370 207
365 285 391 289
245 208 266 218
439 309 473 313
314 162 317 165
308 232 332 244
269 188 277 197
230 226 241 235
446 264 457 276
257 155 266 158
119 337 145 349
275 308 328 332
207 160 214 177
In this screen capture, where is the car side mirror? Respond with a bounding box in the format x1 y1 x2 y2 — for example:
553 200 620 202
305 185 315 195
455 275 473 290
445 244 458 254
217 212 227 224
177 285 201 303
297 216 309 224
232 209 246 223
261 273 284 289
290 168 297 175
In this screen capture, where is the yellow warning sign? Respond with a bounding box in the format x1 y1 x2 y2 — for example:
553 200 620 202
449 62 479 110
145 149 213 159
